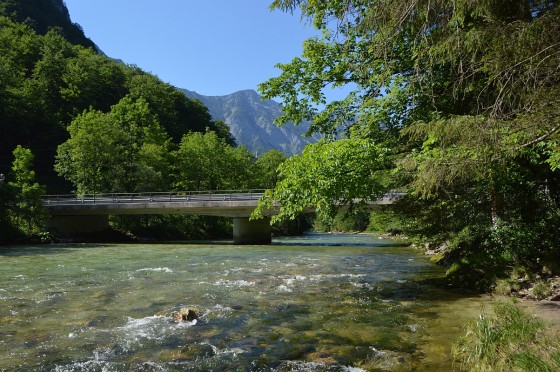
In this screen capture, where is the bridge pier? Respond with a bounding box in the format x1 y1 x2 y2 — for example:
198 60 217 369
47 215 109 235
233 217 272 245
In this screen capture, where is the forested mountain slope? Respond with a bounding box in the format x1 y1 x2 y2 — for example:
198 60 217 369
1 0 314 160
0 0 295 244
0 0 97 49
0 4 226 192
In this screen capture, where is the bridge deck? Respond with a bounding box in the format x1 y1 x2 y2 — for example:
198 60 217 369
43 191 268 218
42 190 403 218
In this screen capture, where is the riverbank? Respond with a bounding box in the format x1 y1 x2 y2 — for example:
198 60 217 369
453 298 560 371
518 299 560 330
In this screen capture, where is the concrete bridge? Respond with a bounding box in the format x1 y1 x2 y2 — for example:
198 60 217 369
43 190 402 244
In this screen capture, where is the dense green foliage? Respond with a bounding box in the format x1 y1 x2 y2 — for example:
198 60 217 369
0 16 229 191
0 0 96 49
255 138 390 221
453 301 560 371
0 146 46 244
55 96 172 194
174 131 254 191
259 0 560 286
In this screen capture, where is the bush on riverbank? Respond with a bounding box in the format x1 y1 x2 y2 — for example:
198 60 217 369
312 207 405 235
453 300 560 371
313 209 371 233
421 211 560 292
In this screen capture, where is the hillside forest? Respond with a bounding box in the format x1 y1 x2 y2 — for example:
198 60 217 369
0 14 287 243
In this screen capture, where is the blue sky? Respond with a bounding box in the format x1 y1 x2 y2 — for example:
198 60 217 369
64 0 317 97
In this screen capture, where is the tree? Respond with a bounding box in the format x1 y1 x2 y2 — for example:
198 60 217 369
0 17 43 178
174 130 254 191
127 71 224 144
254 138 390 222
253 149 286 189
61 47 128 117
212 119 237 147
261 0 560 281
0 171 16 244
0 17 228 192
55 96 171 193
7 145 46 235
264 0 560 204
31 29 74 122
0 0 97 49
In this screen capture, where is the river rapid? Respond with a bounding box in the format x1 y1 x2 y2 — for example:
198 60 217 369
0 233 488 371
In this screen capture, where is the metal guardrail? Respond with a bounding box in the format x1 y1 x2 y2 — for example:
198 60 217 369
42 190 267 206
42 190 406 208
378 191 407 200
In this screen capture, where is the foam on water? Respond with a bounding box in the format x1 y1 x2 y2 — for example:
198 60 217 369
110 314 195 351
283 275 307 286
135 267 173 273
202 342 246 356
277 360 367 371
276 285 292 293
213 279 255 287
53 360 168 372
351 282 374 289
203 304 234 319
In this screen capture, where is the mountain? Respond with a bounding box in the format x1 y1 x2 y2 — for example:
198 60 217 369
0 0 99 50
0 0 314 156
182 89 319 156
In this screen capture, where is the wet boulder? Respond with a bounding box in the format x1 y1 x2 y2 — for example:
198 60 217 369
172 307 199 323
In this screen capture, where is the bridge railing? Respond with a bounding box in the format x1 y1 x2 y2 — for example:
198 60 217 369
42 189 267 206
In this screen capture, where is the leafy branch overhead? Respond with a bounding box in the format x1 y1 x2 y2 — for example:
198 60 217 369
261 0 560 201
253 138 390 222
260 0 560 281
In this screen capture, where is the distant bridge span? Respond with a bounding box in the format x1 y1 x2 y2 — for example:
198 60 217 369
42 190 402 244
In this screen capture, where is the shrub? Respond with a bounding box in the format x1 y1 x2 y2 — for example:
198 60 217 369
493 279 520 296
531 280 552 300
366 207 402 234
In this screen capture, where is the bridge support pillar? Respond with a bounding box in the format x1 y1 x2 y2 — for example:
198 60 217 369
233 217 272 245
47 215 109 235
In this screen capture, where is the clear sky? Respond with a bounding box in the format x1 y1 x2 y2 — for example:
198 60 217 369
63 0 317 97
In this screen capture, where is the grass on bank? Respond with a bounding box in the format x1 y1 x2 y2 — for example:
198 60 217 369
453 300 560 371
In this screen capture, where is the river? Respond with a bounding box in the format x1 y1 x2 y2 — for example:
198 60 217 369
0 233 488 371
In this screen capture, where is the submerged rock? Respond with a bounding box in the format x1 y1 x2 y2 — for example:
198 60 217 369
180 343 215 359
172 308 199 323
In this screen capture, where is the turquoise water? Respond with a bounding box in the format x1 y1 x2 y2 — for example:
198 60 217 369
0 234 486 371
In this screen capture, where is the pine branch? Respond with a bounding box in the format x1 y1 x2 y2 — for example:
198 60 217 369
518 123 560 149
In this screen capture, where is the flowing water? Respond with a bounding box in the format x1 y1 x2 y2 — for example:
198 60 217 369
0 233 488 371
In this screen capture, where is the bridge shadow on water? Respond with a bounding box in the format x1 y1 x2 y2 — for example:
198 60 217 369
271 240 410 248
0 243 122 257
272 232 410 248
0 232 410 256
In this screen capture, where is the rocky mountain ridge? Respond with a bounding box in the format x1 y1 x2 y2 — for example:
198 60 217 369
182 89 318 155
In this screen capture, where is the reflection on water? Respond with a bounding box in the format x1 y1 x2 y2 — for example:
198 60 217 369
0 233 487 371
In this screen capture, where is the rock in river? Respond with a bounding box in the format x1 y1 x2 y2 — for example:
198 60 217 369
172 308 199 323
